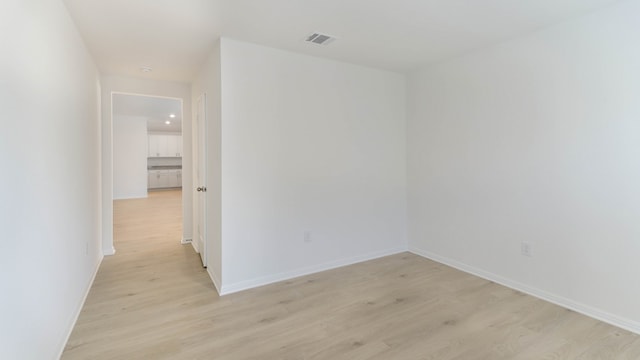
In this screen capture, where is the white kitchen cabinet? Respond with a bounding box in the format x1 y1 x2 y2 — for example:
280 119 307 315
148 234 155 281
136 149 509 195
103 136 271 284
148 170 161 188
168 170 181 188
158 170 171 188
165 136 178 157
148 135 160 157
148 134 182 157
148 169 182 189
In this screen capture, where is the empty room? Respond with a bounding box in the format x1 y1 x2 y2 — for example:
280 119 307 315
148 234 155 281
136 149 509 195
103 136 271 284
2 0 640 359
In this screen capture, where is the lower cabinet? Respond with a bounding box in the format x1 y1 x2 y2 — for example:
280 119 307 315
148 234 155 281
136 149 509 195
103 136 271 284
169 170 181 188
148 171 161 188
148 169 182 189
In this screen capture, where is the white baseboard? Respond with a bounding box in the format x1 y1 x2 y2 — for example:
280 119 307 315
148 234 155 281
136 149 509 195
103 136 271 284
56 253 103 359
103 246 116 256
191 240 199 254
207 267 222 295
113 194 147 200
409 246 640 335
219 246 408 296
181 237 192 244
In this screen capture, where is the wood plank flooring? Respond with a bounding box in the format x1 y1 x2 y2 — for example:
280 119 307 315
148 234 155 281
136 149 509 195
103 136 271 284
63 190 640 359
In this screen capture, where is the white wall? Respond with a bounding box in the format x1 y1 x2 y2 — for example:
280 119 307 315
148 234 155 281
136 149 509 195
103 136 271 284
101 76 193 253
407 0 640 332
113 115 148 199
217 39 407 293
0 0 102 358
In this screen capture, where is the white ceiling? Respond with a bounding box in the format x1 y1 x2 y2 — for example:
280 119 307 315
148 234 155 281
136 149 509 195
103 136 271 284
63 0 622 82
112 94 182 133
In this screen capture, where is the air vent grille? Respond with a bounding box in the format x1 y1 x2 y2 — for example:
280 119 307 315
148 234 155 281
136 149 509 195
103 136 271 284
305 32 336 45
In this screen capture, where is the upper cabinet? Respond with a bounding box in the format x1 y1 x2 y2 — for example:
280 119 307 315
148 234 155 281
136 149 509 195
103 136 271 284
148 134 182 157
148 135 161 157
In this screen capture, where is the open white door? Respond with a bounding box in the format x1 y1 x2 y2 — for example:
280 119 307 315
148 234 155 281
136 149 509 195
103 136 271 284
195 94 207 267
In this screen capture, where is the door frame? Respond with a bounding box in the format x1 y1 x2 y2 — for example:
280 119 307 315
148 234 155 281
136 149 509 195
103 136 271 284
194 93 207 266
103 91 186 254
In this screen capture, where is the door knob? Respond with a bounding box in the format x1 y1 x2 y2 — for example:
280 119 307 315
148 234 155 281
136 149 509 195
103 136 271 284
197 187 207 192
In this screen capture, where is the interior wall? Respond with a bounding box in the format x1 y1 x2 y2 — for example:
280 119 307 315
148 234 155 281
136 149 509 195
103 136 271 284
101 76 193 253
0 0 102 358
407 0 640 332
218 38 407 293
113 115 148 199
191 40 223 290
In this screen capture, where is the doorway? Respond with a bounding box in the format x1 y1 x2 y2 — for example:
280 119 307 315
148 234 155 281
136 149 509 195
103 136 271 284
111 92 186 249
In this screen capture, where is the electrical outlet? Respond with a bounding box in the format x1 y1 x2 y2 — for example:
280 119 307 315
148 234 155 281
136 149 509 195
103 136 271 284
521 241 532 257
304 231 312 243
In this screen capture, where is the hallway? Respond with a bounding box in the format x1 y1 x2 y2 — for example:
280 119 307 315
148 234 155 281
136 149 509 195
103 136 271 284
62 190 215 359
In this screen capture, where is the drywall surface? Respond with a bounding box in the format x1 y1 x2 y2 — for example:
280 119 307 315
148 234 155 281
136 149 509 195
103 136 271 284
191 40 223 290
113 115 148 199
219 38 407 291
101 75 193 252
0 0 102 358
407 0 640 331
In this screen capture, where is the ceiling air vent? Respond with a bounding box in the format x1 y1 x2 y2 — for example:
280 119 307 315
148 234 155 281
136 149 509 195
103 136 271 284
305 32 336 46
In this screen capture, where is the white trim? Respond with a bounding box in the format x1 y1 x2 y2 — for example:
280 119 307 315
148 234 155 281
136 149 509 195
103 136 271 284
207 267 222 295
104 90 187 256
181 237 192 244
219 246 408 296
113 194 148 200
191 238 200 253
56 254 103 359
409 246 640 335
147 131 182 136
103 246 116 256
111 91 185 101
194 93 207 268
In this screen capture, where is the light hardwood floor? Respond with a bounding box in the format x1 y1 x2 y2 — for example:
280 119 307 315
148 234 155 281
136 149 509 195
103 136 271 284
63 190 640 359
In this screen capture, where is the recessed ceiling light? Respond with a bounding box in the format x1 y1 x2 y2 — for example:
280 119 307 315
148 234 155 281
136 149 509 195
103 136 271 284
140 66 153 73
169 114 176 118
165 121 171 125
